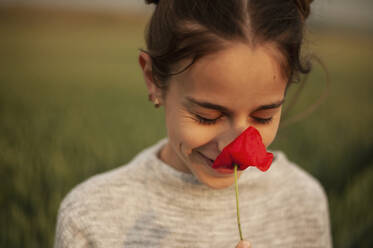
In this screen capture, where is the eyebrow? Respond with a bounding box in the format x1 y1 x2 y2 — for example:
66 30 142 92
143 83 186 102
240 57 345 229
185 96 285 113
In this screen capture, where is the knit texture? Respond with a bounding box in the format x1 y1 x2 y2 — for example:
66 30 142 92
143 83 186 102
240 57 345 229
54 138 332 248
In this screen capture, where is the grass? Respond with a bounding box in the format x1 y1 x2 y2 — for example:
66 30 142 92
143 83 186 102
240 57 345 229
1 5 372 248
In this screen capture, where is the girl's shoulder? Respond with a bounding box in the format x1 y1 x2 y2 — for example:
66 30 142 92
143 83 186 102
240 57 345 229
56 141 162 223
54 141 169 246
241 150 328 204
269 150 329 208
274 150 327 195
238 151 332 246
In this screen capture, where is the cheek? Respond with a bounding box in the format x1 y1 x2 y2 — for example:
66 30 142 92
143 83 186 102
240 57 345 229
168 118 217 155
262 130 277 147
262 108 283 147
261 121 280 148
178 125 217 153
165 107 218 155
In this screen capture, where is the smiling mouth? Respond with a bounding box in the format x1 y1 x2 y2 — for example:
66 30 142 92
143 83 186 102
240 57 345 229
198 152 214 167
198 152 235 175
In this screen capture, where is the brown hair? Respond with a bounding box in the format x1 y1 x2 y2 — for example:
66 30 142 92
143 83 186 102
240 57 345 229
143 0 313 95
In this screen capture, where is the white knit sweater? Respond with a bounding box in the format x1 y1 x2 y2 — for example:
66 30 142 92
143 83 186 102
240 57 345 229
54 138 332 248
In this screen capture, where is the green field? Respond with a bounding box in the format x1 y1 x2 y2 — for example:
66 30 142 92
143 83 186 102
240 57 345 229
1 5 372 248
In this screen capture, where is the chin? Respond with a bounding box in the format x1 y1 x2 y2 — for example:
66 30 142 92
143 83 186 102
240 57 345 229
188 153 238 189
197 173 236 189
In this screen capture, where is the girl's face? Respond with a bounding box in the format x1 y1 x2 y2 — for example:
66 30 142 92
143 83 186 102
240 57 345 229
140 43 287 189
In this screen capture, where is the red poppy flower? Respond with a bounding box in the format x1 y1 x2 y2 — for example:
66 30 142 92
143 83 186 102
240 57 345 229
212 126 273 172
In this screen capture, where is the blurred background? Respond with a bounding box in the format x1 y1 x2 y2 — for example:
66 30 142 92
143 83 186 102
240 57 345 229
0 0 372 247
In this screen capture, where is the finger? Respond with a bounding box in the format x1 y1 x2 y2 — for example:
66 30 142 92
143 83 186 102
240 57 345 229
235 240 252 248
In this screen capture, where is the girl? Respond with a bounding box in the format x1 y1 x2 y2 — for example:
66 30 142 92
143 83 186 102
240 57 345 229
54 0 332 247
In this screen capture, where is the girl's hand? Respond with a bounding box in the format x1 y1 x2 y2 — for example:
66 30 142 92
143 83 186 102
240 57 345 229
235 240 251 248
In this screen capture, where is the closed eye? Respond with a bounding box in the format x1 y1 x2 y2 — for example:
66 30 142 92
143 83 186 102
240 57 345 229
193 112 273 125
252 116 273 124
193 114 222 125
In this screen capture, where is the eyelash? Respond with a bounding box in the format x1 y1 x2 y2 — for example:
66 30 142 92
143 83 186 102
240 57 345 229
194 115 221 125
252 117 273 124
194 114 273 125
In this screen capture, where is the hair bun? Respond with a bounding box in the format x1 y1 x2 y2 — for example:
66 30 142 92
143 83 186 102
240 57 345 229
145 0 159 5
294 0 313 20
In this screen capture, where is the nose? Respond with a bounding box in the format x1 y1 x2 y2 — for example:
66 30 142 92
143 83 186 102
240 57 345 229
217 119 248 152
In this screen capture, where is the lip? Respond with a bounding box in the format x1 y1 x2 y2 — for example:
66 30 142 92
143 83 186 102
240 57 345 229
198 152 214 167
198 152 234 175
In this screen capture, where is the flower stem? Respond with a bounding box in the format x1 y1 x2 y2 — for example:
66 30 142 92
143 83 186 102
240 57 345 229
234 164 243 240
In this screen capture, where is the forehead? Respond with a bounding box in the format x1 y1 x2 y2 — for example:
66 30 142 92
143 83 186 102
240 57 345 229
173 43 287 108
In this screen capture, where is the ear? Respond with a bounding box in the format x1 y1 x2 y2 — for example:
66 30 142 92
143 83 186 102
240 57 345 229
138 52 163 103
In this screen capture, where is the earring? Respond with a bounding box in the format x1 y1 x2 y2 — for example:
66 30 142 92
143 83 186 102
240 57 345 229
148 93 160 108
154 97 160 108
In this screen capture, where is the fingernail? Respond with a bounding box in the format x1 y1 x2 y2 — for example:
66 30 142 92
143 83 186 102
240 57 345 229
242 241 251 248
